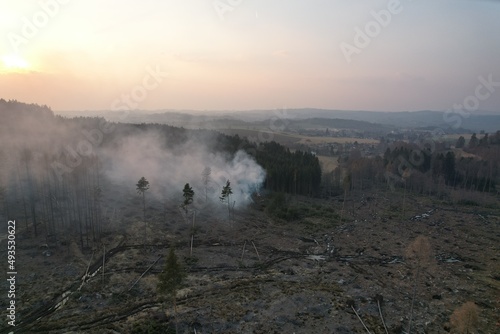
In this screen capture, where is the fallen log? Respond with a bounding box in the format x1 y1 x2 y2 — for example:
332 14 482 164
128 255 163 292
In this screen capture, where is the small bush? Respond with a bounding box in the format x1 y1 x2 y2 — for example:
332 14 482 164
456 199 479 207
131 319 175 333
183 256 198 265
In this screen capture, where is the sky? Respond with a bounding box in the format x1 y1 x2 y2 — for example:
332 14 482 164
0 0 499 112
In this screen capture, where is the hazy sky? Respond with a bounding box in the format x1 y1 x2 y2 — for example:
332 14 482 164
1 0 499 112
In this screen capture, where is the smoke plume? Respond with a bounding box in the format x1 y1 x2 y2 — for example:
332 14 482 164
101 130 265 207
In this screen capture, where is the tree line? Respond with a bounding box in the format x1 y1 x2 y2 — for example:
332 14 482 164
323 132 499 197
202 133 322 195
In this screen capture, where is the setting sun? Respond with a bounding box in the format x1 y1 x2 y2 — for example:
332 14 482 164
1 54 30 71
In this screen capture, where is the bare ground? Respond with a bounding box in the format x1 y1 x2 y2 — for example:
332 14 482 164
1 189 499 333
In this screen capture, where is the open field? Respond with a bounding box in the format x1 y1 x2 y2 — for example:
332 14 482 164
451 148 481 159
217 128 379 146
441 134 473 146
297 136 379 145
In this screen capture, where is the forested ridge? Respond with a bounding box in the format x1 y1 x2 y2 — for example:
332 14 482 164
0 100 321 250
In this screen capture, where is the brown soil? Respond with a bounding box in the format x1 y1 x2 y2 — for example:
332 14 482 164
1 190 499 333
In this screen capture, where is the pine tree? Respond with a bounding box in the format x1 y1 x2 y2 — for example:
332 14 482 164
182 183 194 213
158 247 186 333
136 177 150 222
469 133 478 148
455 136 465 148
136 177 150 244
219 180 233 218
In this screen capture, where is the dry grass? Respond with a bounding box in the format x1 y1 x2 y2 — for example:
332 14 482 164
449 189 497 207
405 235 431 262
217 128 379 146
451 148 480 159
297 136 379 144
449 301 479 334
317 155 339 173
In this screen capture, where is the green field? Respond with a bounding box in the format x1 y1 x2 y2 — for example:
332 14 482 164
217 128 379 146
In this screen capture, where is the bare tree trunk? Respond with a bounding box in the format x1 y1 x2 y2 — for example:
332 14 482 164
351 305 372 334
408 260 421 334
102 245 105 285
377 297 389 334
17 169 29 230
252 241 261 261
143 191 147 246
46 168 56 238
174 296 178 333
25 158 38 237
402 180 407 220
340 189 347 222
128 255 162 291
188 234 193 257
76 183 84 250
190 211 196 256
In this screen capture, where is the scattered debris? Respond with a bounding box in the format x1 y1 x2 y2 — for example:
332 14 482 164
436 253 464 263
410 209 436 221
306 254 326 262
383 256 404 265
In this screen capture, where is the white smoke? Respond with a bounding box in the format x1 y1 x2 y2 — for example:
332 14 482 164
101 130 265 208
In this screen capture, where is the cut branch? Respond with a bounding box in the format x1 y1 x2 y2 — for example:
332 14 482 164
252 241 261 261
128 255 162 292
376 295 389 334
351 305 372 334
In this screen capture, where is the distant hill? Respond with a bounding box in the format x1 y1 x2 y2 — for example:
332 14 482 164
233 109 500 132
86 111 391 133
58 108 500 133
288 117 390 131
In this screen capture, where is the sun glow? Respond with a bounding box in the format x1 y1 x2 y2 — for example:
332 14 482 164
1 54 30 72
